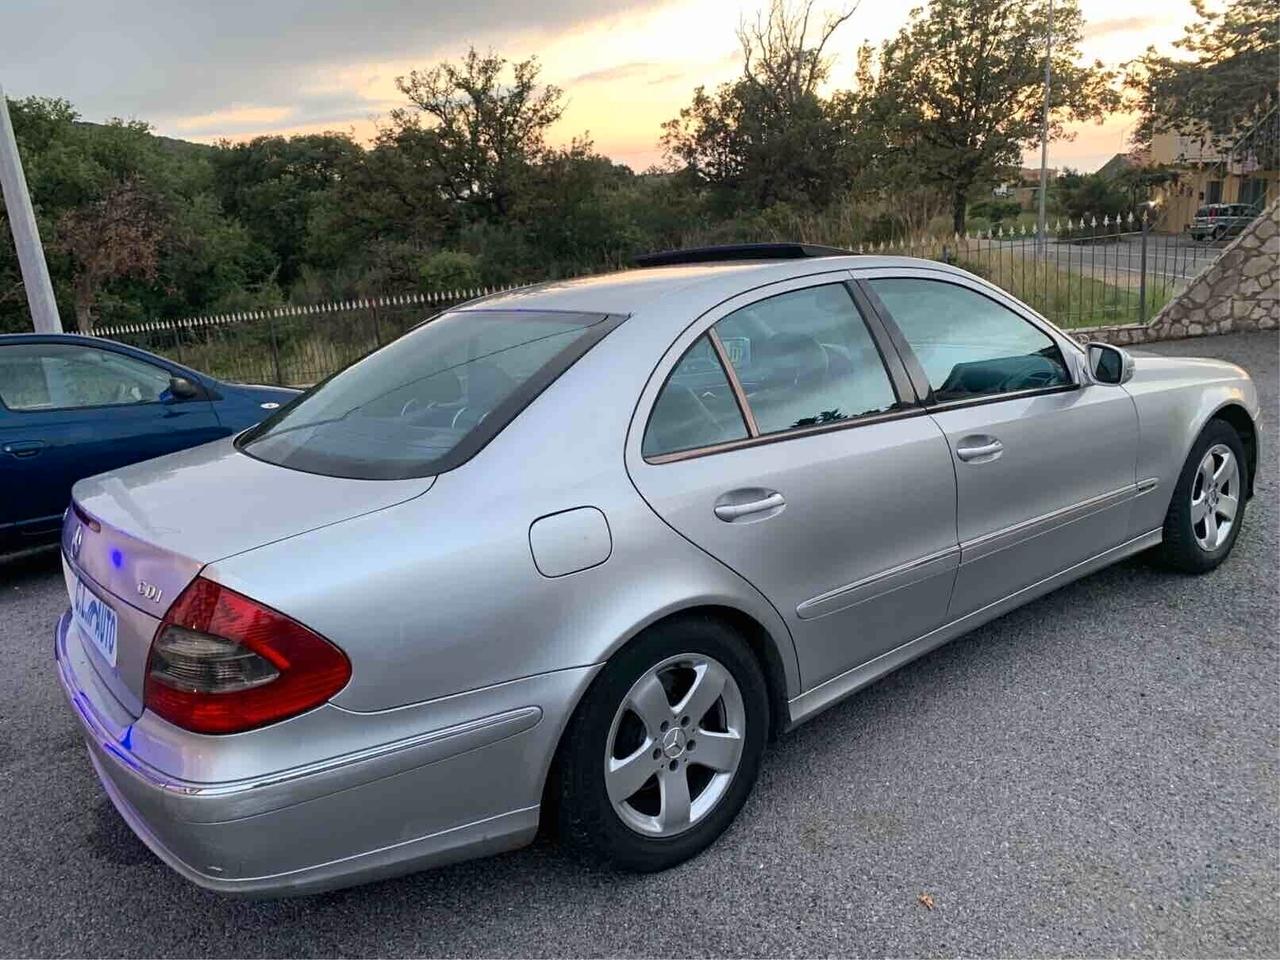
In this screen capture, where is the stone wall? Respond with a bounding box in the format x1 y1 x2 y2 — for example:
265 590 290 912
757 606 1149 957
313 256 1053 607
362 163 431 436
1076 200 1278 346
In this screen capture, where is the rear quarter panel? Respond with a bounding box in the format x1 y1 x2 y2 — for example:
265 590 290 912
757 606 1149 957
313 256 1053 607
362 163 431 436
1123 355 1259 534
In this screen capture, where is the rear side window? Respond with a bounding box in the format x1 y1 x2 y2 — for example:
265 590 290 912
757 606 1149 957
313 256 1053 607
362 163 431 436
239 309 615 479
714 284 898 435
643 283 901 459
642 336 749 458
868 278 1071 403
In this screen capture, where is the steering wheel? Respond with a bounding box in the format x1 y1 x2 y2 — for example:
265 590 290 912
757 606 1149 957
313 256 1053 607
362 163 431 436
997 365 1058 392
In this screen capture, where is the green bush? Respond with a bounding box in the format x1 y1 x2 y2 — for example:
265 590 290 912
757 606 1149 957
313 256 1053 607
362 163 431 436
969 199 1022 222
418 250 480 292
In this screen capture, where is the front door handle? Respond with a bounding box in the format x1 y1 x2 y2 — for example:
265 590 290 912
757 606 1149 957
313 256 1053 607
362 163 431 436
955 436 1003 463
3 440 45 459
714 490 786 522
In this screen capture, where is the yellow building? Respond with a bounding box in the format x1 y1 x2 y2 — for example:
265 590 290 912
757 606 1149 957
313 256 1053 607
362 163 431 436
1143 131 1277 232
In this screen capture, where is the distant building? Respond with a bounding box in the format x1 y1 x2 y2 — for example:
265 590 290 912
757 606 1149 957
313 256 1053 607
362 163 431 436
1094 153 1132 182
1138 126 1277 231
991 167 1058 209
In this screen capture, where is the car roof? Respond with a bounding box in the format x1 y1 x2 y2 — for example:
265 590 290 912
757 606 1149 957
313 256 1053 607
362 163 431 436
457 255 967 316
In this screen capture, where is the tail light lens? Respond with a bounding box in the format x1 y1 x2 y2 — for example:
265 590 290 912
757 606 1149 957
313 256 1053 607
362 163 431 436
145 577 350 734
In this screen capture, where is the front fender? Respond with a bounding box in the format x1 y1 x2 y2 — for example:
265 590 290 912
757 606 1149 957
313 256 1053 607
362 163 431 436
1124 356 1260 533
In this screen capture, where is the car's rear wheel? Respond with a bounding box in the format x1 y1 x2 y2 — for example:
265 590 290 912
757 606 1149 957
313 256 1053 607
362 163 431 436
554 616 768 871
1157 419 1248 573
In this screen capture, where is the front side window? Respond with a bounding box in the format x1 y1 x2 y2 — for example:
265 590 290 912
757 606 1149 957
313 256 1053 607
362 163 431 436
240 309 613 479
867 279 1071 403
0 343 172 411
715 284 898 435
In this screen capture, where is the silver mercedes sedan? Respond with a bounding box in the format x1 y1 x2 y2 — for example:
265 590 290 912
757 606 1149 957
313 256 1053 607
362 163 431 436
54 244 1260 896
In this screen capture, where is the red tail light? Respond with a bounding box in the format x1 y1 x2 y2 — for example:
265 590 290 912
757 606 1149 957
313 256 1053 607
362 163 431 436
145 577 351 734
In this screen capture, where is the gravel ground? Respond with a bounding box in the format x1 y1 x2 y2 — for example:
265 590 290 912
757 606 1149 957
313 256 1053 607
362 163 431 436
1 331 1276 959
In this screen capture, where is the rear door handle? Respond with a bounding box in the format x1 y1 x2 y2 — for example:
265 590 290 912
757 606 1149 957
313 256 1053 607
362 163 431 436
955 437 1003 462
714 490 786 522
2 440 45 459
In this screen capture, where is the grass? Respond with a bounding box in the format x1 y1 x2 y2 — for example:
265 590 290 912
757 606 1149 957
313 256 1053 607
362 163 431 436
958 252 1178 329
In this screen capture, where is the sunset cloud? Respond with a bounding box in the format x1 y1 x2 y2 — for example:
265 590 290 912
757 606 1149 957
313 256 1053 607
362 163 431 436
2 0 1200 173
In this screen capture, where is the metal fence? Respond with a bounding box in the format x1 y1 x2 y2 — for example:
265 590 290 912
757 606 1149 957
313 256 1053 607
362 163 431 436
94 286 518 387
96 213 1229 387
867 213 1218 329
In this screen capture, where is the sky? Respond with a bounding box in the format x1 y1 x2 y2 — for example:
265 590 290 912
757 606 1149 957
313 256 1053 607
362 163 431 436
1 0 1198 173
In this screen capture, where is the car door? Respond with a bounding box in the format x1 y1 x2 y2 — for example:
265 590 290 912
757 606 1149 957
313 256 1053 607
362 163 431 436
859 272 1140 619
0 340 223 541
627 275 960 692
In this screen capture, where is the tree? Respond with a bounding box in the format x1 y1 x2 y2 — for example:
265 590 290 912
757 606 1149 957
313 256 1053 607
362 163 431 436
1053 169 1130 221
1126 0 1279 162
662 0 856 211
55 176 163 331
854 0 1119 233
211 133 363 288
390 49 564 222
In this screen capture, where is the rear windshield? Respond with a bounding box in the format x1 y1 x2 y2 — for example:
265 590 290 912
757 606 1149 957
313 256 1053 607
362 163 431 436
238 309 616 479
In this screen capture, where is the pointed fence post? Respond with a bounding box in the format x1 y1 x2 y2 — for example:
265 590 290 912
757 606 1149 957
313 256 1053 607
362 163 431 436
266 309 283 385
170 318 184 364
1138 212 1150 323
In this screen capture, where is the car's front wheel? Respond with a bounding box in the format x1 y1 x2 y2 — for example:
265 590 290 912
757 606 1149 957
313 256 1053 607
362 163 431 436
554 616 768 871
1158 419 1248 573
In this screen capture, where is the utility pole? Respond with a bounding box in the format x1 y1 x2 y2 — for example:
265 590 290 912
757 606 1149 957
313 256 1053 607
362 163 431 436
0 83 62 332
1036 0 1053 253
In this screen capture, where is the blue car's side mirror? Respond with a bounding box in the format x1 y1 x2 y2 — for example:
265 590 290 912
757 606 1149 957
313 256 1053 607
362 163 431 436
165 376 202 402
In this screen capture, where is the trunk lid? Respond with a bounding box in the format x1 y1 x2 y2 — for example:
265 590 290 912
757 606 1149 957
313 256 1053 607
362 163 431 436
62 438 433 716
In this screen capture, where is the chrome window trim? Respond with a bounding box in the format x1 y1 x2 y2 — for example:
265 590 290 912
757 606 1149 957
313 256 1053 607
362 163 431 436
707 327 760 437
636 270 913 466
643 402 932 465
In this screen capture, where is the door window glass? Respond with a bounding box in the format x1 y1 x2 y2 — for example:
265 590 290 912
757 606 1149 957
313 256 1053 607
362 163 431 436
714 284 898 435
868 279 1071 403
0 344 172 411
643 336 748 458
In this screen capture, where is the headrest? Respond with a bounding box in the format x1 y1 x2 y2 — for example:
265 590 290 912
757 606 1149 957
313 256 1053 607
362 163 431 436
754 332 829 387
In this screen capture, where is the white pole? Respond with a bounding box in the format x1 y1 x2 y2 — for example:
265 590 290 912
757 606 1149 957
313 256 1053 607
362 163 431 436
1036 0 1053 252
0 83 62 332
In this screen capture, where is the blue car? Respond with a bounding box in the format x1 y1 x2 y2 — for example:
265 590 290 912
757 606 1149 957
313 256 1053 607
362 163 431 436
0 333 298 553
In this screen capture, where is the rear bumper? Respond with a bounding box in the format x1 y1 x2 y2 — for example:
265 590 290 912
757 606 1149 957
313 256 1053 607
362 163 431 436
55 610 598 896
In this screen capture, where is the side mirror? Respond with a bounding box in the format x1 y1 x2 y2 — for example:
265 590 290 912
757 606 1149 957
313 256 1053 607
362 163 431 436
165 375 202 401
1086 342 1134 385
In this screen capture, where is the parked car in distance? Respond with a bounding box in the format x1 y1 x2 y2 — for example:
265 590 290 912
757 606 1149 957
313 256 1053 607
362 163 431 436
1189 203 1258 241
54 244 1259 897
1 333 298 553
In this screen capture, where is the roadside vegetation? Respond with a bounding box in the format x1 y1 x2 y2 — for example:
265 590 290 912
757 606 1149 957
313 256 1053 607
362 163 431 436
0 0 1272 334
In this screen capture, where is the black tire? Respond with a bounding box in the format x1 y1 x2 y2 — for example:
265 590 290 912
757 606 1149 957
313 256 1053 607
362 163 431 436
1157 418 1249 573
553 615 769 872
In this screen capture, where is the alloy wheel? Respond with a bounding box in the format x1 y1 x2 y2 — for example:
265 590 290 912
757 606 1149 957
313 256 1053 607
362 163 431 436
604 653 745 837
1191 443 1239 552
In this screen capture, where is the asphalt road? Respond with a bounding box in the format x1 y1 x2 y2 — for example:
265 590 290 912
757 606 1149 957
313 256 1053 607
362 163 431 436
1041 233 1226 284
1 332 1276 959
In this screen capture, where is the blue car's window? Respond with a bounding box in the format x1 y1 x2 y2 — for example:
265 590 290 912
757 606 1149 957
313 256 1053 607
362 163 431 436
239 309 617 480
0 343 172 411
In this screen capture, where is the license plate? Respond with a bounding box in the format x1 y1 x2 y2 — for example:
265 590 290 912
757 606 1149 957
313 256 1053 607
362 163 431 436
73 577 119 667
